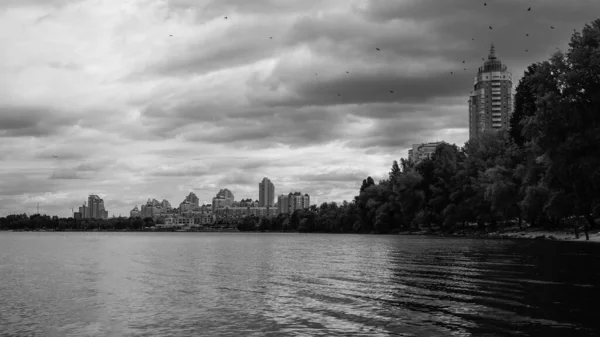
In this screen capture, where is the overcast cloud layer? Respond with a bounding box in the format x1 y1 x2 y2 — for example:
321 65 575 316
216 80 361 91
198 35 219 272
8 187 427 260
1 0 598 217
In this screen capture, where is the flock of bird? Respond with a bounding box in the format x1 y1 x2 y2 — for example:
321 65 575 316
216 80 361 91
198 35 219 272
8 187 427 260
165 3 561 99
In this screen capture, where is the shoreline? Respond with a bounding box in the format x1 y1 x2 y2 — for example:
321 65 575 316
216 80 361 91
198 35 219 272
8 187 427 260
406 227 600 243
2 227 600 242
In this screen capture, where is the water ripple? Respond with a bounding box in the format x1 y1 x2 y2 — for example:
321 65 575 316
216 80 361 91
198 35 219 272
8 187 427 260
1 232 599 336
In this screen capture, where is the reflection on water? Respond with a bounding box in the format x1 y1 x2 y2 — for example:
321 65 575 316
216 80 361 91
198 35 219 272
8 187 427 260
1 233 599 336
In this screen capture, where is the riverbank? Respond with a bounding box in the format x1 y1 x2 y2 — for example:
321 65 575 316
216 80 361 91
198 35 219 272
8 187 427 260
408 226 600 243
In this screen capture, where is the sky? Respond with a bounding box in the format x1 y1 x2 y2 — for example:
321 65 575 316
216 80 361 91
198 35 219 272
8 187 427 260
1 0 599 218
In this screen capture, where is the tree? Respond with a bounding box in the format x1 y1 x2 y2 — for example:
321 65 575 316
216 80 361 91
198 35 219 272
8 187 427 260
522 19 600 230
510 63 540 147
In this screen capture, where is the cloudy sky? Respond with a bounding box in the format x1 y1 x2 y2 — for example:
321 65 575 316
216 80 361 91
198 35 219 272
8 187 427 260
1 0 598 217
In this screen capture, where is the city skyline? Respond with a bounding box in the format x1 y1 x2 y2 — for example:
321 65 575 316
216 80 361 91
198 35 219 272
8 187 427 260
2 0 599 218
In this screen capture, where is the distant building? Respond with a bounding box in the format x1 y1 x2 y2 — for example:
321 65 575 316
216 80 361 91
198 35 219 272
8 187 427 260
130 205 140 218
278 192 310 214
160 199 172 209
468 44 513 140
214 206 279 218
141 198 168 219
164 211 214 227
86 195 108 219
216 189 234 200
183 193 198 207
212 189 235 212
409 141 449 165
258 177 275 207
239 198 258 207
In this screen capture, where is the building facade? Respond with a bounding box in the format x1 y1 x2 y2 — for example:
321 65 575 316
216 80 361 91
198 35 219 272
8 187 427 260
468 44 513 140
140 198 168 218
258 177 275 207
214 206 279 218
130 205 140 218
86 195 108 219
182 193 198 207
409 141 448 165
278 192 310 214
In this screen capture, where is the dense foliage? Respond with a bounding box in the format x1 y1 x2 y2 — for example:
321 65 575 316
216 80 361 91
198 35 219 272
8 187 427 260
2 20 599 236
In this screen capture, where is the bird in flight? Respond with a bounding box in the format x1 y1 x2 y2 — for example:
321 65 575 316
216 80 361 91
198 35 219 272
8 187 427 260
472 38 475 41
376 48 380 51
337 93 341 96
450 72 454 74
462 60 465 63
484 3 487 6
52 155 59 159
551 26 555 29
525 49 528 52
346 71 349 74
526 33 529 36
389 91 394 94
224 16 228 19
464 68 467 71
270 37 273 39
170 34 172 37
527 7 531 11
489 26 492 30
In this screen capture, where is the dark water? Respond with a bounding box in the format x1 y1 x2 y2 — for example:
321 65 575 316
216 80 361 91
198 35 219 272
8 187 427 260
1 233 599 337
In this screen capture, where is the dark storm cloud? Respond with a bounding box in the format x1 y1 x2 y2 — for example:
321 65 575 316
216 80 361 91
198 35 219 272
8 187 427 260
357 0 600 63
250 69 474 108
0 105 71 138
148 25 279 77
296 171 371 183
183 107 348 148
347 115 465 152
358 0 600 24
166 0 317 19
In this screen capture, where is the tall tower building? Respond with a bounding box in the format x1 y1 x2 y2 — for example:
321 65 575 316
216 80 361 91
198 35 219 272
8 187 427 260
258 177 275 207
86 195 108 219
468 44 513 140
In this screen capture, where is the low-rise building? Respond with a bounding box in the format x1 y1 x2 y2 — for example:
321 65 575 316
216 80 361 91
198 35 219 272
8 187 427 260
409 141 449 165
278 192 310 214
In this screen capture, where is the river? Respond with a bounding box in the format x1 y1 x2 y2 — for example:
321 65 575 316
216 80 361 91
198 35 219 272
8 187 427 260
1 232 599 336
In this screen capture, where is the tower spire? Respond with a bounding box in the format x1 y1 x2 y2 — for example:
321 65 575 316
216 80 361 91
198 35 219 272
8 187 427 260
488 43 496 59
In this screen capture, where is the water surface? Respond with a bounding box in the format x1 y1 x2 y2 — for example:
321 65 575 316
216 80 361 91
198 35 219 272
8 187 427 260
1 232 599 336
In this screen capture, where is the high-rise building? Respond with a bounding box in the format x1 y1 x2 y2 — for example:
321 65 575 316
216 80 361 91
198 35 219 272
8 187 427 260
468 44 513 140
86 195 108 219
258 177 275 207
